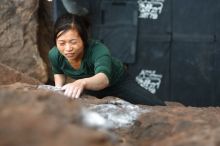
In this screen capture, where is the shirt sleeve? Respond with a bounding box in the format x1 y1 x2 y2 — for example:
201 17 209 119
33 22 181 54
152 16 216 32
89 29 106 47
48 47 64 74
91 43 112 83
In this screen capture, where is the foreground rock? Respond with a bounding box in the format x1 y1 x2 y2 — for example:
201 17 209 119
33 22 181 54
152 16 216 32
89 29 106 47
0 0 48 82
127 106 220 146
0 83 115 146
1 83 220 146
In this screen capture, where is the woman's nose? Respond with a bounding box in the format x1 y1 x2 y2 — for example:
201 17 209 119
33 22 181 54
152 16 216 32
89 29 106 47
65 43 72 51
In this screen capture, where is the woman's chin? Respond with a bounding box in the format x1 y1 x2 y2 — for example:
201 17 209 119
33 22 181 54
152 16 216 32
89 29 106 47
65 54 75 59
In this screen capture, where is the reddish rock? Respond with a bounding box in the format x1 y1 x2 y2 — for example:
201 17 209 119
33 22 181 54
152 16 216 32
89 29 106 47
0 0 48 83
1 83 220 146
0 63 41 85
0 84 116 146
125 106 220 146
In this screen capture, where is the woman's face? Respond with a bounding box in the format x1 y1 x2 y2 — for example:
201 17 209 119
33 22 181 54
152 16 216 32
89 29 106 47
56 28 84 61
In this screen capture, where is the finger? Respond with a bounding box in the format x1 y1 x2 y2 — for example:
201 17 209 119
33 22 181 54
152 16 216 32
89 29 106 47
71 87 78 99
64 87 73 98
75 88 82 99
61 85 67 90
67 89 73 98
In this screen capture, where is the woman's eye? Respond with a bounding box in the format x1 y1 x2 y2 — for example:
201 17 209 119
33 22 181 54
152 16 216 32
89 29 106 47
70 41 77 45
59 43 65 46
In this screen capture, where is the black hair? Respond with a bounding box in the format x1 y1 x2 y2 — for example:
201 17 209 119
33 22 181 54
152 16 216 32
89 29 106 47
53 13 90 48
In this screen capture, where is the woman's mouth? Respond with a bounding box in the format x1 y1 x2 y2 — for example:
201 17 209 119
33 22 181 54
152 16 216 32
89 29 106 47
65 53 75 58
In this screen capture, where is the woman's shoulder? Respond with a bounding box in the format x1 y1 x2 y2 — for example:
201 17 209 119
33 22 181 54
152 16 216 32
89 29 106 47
49 46 59 55
88 39 109 53
48 46 63 62
49 46 63 58
88 39 107 49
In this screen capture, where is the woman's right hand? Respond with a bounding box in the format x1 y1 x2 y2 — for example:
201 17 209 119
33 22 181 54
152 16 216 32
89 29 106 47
61 79 86 99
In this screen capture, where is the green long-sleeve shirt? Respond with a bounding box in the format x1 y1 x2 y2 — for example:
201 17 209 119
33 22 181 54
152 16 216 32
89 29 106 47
48 40 124 86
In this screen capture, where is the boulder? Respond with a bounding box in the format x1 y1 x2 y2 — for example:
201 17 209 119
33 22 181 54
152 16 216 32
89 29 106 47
126 106 220 146
0 63 41 85
0 0 48 83
1 83 220 146
0 84 114 146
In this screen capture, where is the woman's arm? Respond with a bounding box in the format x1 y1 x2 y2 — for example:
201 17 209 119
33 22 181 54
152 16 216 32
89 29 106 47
54 74 66 87
61 72 109 98
83 72 109 90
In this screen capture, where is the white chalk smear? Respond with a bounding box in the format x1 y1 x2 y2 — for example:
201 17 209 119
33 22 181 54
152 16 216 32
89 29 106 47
81 99 150 129
37 85 64 94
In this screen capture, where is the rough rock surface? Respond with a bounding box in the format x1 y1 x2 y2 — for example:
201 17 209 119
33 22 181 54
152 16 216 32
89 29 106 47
1 83 220 146
0 63 41 85
0 83 115 146
0 0 48 83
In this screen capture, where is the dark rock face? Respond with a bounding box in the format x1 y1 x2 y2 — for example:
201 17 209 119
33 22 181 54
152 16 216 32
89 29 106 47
0 0 48 83
37 0 54 80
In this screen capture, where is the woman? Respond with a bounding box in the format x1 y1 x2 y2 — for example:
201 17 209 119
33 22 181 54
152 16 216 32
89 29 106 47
48 13 165 105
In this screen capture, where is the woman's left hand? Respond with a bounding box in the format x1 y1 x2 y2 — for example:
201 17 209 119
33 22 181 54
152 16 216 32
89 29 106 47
61 79 86 99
